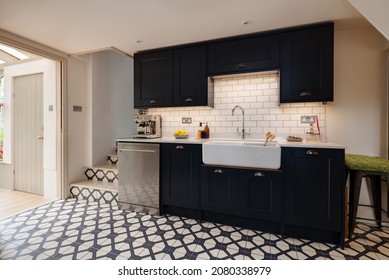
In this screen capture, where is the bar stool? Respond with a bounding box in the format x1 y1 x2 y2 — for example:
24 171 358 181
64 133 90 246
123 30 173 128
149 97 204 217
345 154 389 239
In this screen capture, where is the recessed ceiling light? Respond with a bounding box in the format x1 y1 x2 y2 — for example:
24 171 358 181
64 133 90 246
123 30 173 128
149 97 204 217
242 20 252 25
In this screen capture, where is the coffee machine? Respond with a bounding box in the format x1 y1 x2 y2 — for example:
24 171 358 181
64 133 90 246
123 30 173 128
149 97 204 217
134 110 161 139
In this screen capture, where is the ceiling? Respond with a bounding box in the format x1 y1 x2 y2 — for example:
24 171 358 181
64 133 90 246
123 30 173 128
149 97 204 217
0 0 368 56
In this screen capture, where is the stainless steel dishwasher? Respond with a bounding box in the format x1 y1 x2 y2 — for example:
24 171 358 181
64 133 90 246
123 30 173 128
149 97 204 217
117 142 160 215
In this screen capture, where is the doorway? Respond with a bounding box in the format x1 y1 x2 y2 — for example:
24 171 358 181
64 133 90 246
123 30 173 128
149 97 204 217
13 73 44 195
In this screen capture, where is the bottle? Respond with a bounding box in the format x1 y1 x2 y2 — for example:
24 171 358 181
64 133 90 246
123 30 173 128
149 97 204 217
204 122 210 138
197 122 203 139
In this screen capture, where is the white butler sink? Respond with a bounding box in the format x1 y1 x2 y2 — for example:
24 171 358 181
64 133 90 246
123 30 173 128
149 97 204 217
202 140 281 169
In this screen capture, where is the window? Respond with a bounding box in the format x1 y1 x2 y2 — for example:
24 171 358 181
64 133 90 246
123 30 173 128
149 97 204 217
0 74 4 161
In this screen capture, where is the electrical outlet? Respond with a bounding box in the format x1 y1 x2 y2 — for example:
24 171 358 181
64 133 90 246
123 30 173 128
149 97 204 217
182 117 192 124
301 115 316 123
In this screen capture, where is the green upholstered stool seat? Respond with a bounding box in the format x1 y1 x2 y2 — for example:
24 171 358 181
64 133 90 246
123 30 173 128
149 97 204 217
345 153 389 239
345 154 389 173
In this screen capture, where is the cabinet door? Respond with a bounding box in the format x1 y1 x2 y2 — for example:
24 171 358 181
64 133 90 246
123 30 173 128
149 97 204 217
174 45 207 106
201 166 238 215
161 144 201 209
282 147 344 231
134 50 173 108
280 24 333 103
208 34 279 75
238 169 283 221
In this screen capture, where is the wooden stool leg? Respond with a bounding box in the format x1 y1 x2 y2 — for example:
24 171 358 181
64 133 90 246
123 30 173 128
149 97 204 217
349 170 363 239
386 175 389 218
369 175 382 228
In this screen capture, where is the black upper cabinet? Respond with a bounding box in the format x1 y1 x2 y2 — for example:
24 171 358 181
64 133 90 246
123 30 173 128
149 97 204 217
280 24 334 103
208 34 280 75
134 50 173 108
282 147 344 232
174 46 208 106
161 143 201 209
134 46 210 108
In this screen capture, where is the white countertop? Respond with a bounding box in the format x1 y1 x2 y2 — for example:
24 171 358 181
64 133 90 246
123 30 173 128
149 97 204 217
116 136 346 149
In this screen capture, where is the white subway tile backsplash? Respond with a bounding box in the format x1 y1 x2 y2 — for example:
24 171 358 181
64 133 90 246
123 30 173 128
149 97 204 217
148 73 326 138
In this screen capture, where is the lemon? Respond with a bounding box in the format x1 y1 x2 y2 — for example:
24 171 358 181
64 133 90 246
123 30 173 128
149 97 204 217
174 129 187 136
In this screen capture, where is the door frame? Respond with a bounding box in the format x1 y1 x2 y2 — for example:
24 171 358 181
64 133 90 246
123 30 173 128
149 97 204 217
0 29 68 199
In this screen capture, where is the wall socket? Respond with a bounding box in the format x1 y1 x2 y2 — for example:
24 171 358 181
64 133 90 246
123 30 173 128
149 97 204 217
300 115 316 123
182 117 192 124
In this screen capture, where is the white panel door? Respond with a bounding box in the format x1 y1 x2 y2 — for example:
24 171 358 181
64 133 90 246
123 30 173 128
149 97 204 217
14 73 44 195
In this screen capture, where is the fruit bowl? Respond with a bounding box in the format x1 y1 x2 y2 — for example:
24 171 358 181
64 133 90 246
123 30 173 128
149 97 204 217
174 135 189 139
173 129 188 139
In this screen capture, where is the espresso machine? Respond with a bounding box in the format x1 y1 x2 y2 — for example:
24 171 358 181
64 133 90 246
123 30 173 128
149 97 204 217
133 110 161 139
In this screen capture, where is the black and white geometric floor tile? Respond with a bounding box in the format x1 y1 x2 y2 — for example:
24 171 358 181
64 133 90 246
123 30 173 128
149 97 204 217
0 199 388 260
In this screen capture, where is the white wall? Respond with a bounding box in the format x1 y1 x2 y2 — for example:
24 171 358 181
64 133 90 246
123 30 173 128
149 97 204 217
66 50 134 184
67 56 89 185
91 50 135 166
327 23 388 222
0 59 59 199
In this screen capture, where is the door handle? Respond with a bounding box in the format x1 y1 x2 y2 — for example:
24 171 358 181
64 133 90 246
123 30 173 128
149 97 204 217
185 98 193 103
176 145 184 150
300 91 312 97
36 136 44 140
254 172 264 177
214 169 224 174
306 150 319 155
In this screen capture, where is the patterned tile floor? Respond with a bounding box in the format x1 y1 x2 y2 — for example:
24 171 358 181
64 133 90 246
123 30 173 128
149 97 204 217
0 199 388 260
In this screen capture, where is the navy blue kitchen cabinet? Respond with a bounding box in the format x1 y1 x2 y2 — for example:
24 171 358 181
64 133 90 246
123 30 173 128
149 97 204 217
173 45 209 106
280 23 334 103
238 169 283 222
134 45 210 108
208 34 280 75
201 166 238 215
201 166 283 221
161 143 201 210
281 147 345 246
134 50 173 108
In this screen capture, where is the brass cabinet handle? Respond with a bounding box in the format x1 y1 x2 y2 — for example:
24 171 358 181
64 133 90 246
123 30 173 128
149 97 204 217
254 172 264 177
237 63 247 69
306 150 319 155
300 92 312 97
185 98 193 103
214 169 224 174
176 145 184 150
149 99 157 104
36 136 44 140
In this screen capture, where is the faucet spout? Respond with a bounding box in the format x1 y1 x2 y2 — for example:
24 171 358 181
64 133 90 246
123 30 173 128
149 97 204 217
232 105 246 139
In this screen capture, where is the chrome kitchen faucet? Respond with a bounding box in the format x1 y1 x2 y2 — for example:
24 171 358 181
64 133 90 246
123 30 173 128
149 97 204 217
232 105 249 139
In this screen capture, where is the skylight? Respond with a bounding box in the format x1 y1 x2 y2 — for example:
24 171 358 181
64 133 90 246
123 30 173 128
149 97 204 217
0 43 29 60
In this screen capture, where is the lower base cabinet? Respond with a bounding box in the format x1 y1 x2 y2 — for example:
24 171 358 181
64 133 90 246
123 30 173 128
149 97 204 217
282 147 345 246
161 143 201 211
201 166 283 222
160 144 345 247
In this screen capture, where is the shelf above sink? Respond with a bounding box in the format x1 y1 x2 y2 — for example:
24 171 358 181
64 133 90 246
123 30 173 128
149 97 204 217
202 140 281 169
